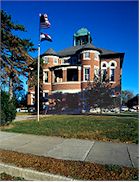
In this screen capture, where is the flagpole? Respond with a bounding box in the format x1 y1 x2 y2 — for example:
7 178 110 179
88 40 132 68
37 14 41 122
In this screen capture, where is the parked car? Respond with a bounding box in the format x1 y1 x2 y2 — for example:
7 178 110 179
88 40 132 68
28 107 35 113
121 106 129 112
129 108 137 112
90 107 100 113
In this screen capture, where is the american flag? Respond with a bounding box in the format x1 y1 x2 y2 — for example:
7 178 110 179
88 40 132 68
40 14 51 28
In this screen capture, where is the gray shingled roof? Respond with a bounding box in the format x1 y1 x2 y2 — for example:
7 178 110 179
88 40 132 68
57 45 83 57
57 43 117 57
42 44 120 58
41 48 58 57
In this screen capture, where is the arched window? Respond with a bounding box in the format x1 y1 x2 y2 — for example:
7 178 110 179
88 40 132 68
109 61 117 82
110 69 115 82
101 62 108 82
111 62 115 67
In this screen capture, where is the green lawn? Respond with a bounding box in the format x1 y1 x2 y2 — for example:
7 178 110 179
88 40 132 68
2 114 138 143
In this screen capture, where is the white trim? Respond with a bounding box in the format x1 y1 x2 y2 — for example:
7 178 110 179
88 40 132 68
31 93 35 105
83 65 91 68
43 55 59 59
78 66 81 70
43 70 49 84
94 52 100 61
67 66 78 69
52 89 81 94
83 66 90 81
42 56 49 64
43 83 51 85
43 90 49 92
30 91 35 94
109 60 117 68
53 58 58 65
52 81 81 85
43 90 49 97
43 69 49 71
81 50 100 54
109 68 115 83
101 61 108 69
94 65 99 77
83 51 90 60
61 56 71 60
110 81 116 83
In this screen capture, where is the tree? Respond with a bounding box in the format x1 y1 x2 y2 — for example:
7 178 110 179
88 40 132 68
84 80 120 113
121 90 134 105
1 91 16 126
127 94 138 108
1 10 36 99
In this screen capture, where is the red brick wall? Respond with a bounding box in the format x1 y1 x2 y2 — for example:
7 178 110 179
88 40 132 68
52 83 81 91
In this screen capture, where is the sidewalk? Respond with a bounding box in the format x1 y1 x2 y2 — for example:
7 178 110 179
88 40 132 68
0 131 138 168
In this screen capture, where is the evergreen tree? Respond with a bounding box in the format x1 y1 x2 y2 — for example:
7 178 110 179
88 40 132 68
1 10 36 99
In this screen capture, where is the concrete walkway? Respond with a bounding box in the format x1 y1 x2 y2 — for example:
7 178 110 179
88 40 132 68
0 131 138 168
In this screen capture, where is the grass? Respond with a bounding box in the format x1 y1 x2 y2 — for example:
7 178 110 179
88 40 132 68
16 112 32 116
2 114 138 143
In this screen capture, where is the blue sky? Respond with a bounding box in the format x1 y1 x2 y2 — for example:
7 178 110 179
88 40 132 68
2 1 139 95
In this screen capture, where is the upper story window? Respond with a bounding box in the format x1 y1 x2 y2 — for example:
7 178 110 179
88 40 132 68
110 69 115 82
94 53 99 60
43 56 49 64
94 66 99 80
44 92 48 98
102 69 107 82
53 59 58 64
83 52 90 59
101 62 108 82
44 71 48 83
84 67 90 81
109 60 117 68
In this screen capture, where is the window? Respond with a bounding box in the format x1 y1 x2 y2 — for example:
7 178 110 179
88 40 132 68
44 71 48 83
111 62 115 67
102 63 106 68
102 69 107 82
43 56 49 64
44 93 48 98
67 69 78 81
84 52 90 59
110 69 115 82
94 53 99 60
54 59 58 64
84 67 90 81
109 60 117 68
94 67 99 80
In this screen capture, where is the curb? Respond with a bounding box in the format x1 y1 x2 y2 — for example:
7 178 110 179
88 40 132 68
0 163 74 181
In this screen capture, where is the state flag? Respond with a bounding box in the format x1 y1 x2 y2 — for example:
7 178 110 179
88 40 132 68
40 33 52 42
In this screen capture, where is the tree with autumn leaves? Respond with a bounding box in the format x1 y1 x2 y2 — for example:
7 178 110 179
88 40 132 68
1 10 36 99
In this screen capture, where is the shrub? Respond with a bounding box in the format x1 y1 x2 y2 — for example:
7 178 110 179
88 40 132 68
1 91 16 126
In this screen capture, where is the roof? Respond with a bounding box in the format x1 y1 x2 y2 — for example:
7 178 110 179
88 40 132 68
41 48 58 57
57 43 119 57
74 28 90 37
57 45 83 57
41 44 123 58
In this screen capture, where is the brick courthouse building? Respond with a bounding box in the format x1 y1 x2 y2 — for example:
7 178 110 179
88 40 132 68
27 28 124 107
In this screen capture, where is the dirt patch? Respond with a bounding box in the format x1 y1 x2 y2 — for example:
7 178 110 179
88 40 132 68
0 149 138 180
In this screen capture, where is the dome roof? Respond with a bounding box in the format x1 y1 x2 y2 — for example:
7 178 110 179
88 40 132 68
74 28 90 36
